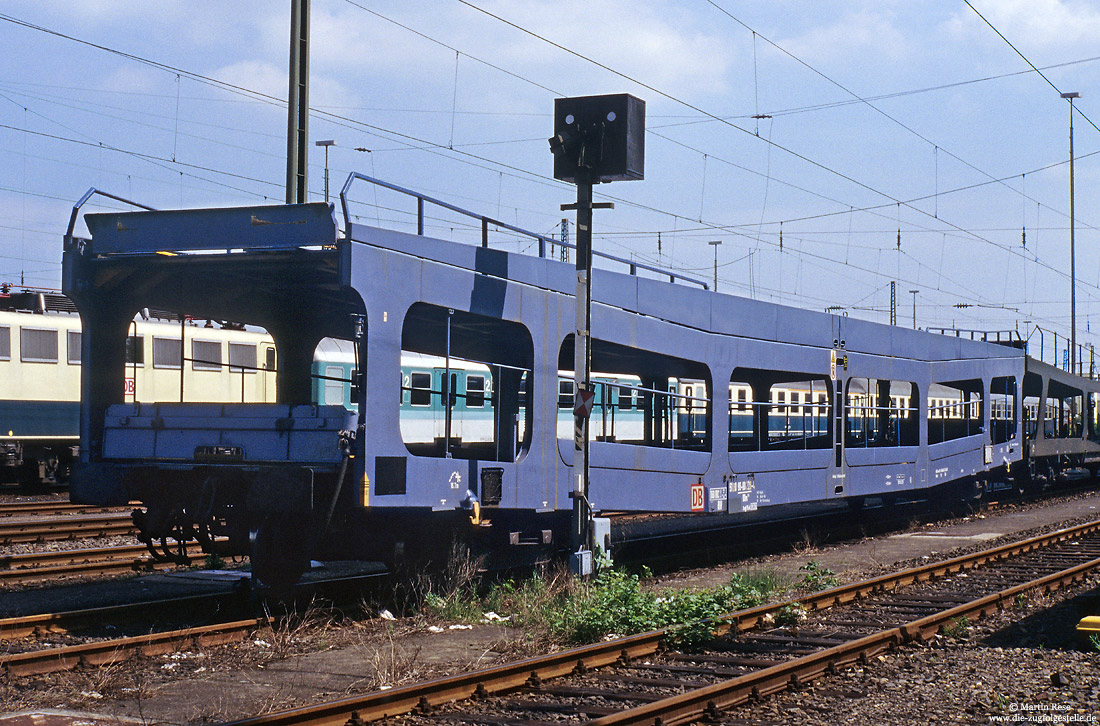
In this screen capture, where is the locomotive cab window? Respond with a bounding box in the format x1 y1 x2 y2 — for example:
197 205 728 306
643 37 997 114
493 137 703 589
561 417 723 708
125 335 144 366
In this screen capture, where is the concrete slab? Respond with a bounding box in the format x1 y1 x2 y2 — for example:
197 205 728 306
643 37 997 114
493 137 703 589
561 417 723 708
661 492 1100 589
0 711 144 726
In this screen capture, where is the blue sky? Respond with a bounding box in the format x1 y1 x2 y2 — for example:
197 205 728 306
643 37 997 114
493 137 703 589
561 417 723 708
1 1 1099 365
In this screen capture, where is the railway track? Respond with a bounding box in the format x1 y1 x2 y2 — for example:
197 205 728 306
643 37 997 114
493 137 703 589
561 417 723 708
0 573 385 677
0 542 200 585
212 518 1100 726
0 500 129 517
0 513 135 544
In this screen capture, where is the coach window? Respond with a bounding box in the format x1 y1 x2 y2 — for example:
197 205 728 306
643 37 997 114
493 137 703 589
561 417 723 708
928 379 983 445
846 379 918 448
67 330 82 365
990 376 1017 444
409 372 432 406
558 380 575 408
20 327 57 363
0 325 9 361
192 340 221 371
466 375 486 408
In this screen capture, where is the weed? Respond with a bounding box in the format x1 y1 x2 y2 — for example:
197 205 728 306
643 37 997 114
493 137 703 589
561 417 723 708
1090 634 1100 653
204 552 226 570
775 603 807 627
1014 593 1028 610
364 624 423 690
538 567 780 648
793 528 817 554
942 616 970 639
797 561 840 591
401 540 487 623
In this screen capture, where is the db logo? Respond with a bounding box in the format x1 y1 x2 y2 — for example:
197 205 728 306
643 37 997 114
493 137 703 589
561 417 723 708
690 483 705 512
124 378 135 395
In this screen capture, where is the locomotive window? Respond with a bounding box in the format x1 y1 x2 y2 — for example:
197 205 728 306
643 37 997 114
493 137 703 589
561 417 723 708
67 330 82 365
0 325 8 360
192 340 221 370
410 372 431 406
20 327 57 363
153 337 182 368
466 375 486 407
264 346 276 371
125 335 144 365
229 343 257 373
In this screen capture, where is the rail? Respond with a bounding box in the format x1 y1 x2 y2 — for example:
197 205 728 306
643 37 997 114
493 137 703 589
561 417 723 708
220 518 1100 726
925 326 1023 348
63 187 157 252
1027 325 1098 379
338 172 709 290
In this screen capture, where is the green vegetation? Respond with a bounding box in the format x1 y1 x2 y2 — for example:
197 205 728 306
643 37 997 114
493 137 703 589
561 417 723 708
942 615 970 639
797 560 840 591
1089 634 1100 653
775 602 807 626
203 552 226 570
420 563 786 649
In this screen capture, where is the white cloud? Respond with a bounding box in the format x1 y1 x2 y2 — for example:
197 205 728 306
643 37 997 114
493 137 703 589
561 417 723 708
944 0 1100 53
97 65 166 94
212 60 353 109
777 9 910 65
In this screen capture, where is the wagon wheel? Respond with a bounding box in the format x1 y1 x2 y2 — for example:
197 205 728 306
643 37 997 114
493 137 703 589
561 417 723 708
249 513 311 593
148 511 194 565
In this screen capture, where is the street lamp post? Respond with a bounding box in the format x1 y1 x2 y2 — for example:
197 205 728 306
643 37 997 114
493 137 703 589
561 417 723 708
708 240 722 292
315 139 335 203
1062 91 1080 374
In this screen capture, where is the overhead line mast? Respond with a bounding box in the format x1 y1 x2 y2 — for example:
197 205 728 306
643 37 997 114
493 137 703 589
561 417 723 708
286 0 310 204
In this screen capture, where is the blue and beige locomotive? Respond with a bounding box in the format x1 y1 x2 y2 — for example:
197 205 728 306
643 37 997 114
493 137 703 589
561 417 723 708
61 181 1100 588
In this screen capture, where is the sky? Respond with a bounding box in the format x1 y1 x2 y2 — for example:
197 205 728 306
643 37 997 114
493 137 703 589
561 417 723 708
1 1 1099 369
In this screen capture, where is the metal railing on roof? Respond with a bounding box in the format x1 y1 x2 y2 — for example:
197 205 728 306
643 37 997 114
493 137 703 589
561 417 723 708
338 172 708 290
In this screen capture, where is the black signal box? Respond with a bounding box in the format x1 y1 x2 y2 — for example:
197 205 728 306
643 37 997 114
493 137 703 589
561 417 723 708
551 94 644 183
